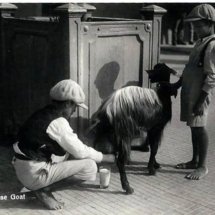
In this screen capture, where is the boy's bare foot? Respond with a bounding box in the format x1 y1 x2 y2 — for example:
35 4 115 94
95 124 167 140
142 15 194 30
175 161 198 169
35 190 65 210
185 166 208 180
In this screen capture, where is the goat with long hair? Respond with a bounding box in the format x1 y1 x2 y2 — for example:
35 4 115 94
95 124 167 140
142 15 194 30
86 86 162 194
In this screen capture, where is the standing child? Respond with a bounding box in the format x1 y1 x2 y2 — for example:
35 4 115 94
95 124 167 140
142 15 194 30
170 4 215 180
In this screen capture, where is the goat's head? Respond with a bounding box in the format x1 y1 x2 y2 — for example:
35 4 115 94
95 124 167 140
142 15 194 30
146 63 177 83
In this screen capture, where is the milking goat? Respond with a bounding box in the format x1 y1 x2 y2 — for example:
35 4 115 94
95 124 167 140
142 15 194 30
85 63 178 194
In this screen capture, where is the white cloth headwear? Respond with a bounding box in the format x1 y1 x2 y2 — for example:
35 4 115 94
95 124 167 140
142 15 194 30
50 79 88 110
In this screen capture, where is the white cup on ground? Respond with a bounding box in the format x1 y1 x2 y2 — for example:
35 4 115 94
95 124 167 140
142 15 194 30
99 166 111 189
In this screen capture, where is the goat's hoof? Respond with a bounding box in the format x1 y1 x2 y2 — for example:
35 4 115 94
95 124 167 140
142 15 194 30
148 169 156 175
154 162 161 169
126 160 131 165
125 186 134 195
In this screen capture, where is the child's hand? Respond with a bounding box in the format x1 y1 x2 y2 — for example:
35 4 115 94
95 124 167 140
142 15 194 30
102 154 115 163
193 102 204 116
193 90 208 116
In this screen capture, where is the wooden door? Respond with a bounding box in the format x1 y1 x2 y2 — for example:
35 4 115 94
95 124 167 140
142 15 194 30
79 20 152 130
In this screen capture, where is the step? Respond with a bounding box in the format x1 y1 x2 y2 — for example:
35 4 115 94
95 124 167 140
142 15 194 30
160 44 190 71
160 54 189 65
161 44 193 54
159 44 194 74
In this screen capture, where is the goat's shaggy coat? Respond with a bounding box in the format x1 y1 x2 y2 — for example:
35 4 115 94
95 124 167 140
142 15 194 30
89 87 162 161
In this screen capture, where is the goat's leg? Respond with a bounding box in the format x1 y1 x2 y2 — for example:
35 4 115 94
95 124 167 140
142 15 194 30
153 158 161 169
117 154 134 194
147 126 163 175
148 140 159 175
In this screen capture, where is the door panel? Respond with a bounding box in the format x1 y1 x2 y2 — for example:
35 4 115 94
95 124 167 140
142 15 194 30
80 21 152 122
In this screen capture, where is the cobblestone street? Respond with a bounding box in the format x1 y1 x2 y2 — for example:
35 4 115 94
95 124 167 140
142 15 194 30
1 48 215 214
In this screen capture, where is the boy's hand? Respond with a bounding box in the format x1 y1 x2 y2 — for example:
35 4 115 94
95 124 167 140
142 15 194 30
102 154 115 163
193 90 208 116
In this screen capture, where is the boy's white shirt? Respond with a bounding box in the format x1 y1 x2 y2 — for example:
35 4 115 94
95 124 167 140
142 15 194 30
46 117 103 163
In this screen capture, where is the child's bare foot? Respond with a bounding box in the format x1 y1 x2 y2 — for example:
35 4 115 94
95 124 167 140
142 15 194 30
175 161 198 169
35 190 65 210
185 166 208 180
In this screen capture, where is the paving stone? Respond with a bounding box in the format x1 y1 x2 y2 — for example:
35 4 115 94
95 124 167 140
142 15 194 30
1 51 215 214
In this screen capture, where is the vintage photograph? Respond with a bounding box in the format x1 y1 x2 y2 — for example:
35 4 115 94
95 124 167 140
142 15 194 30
1 1 215 214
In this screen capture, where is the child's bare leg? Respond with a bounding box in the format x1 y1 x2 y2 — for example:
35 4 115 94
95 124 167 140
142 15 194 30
34 187 64 210
33 177 85 210
186 127 209 180
175 127 199 169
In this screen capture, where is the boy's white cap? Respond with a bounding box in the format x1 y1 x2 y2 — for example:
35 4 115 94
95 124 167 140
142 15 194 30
50 79 88 110
185 4 215 22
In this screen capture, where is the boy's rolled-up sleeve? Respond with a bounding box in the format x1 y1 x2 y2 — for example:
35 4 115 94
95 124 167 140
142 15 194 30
203 41 215 93
46 117 103 163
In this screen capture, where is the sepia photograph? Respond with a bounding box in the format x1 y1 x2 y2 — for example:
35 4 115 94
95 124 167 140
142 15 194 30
0 1 215 214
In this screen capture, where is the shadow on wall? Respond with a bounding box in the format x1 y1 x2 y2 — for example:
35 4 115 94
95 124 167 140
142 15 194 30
94 61 140 101
94 61 120 101
92 61 141 121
